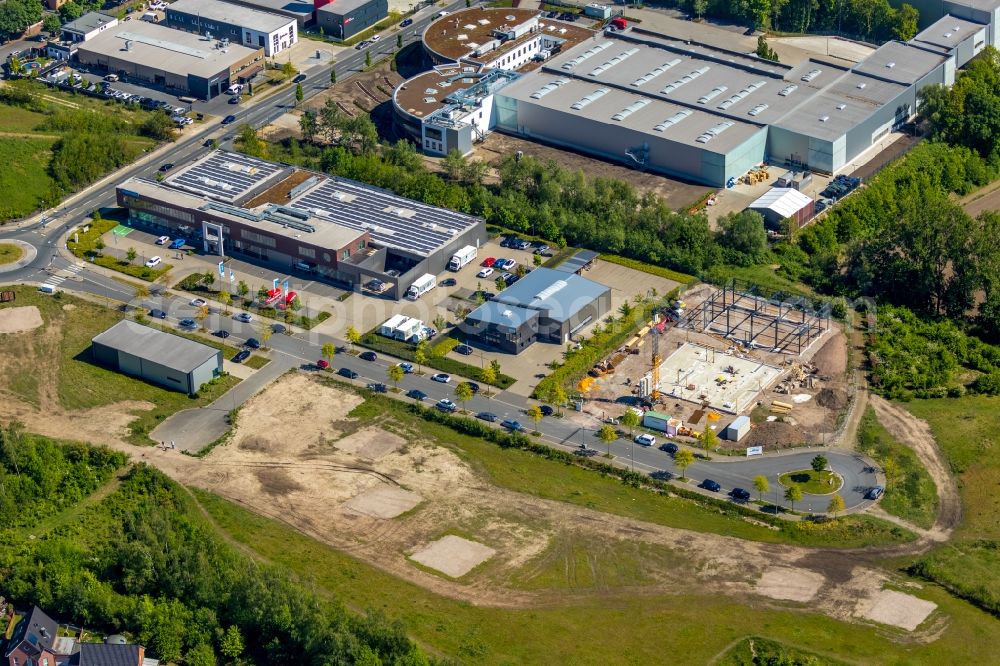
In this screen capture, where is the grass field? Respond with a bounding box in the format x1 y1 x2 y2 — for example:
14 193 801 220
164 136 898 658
0 287 238 444
0 135 58 220
0 243 24 265
193 488 1000 665
903 396 1000 614
350 396 913 549
778 469 842 495
857 407 938 529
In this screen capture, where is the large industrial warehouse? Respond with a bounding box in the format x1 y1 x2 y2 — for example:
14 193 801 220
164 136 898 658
75 21 265 99
115 150 486 300
394 0 997 185
165 0 298 57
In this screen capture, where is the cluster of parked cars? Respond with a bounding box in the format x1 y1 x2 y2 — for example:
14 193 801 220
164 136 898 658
545 10 580 21
816 175 861 212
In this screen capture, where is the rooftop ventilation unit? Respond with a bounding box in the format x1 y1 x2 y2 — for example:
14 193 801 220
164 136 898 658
886 61 896 68
696 121 733 143
530 78 568 99
631 59 682 87
588 47 639 76
856 82 867 89
698 86 727 104
660 66 709 93
570 88 609 110
778 83 798 96
819 115 830 122
801 69 822 82
561 41 613 70
611 98 651 121
747 103 768 116
836 103 847 110
653 109 692 131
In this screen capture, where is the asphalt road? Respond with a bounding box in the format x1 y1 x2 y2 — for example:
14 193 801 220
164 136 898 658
0 1 881 515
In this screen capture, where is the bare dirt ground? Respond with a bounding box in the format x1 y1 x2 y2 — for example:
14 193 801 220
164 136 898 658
0 369 950 634
0 305 42 334
410 535 497 578
869 395 962 542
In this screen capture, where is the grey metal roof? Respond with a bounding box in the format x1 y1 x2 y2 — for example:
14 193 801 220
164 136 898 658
945 0 1000 11
911 15 986 52
92 321 220 374
287 176 482 257
773 71 908 142
317 0 382 16
76 21 262 79
465 300 539 331
554 249 598 273
493 267 608 322
224 0 315 19
851 41 948 85
165 150 286 204
79 643 142 666
167 0 295 33
63 11 117 34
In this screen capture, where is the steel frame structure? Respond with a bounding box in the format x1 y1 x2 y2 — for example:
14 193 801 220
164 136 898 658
681 279 829 355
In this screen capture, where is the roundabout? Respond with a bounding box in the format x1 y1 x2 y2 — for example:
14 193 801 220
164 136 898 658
778 469 844 495
0 240 36 273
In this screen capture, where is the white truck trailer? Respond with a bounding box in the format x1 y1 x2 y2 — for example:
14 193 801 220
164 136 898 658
406 273 437 300
447 245 478 271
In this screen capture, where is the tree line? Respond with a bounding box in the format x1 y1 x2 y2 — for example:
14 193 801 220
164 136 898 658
0 442 432 666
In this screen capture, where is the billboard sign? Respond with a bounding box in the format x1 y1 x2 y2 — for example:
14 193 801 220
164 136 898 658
746 446 763 457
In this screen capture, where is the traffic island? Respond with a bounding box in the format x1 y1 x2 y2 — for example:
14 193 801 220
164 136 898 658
778 469 844 495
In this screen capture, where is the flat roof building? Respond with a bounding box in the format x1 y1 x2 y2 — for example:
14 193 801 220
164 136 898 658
91 320 223 395
116 150 486 300
217 0 316 28
166 0 297 56
75 21 264 99
316 0 389 41
461 267 611 353
61 11 118 42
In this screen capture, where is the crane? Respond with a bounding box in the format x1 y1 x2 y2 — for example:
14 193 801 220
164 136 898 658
650 310 667 402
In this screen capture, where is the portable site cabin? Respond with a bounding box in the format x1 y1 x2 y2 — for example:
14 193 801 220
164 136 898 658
642 410 672 433
393 317 424 341
380 314 407 337
724 415 751 441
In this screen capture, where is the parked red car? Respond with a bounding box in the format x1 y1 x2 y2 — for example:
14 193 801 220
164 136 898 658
317 359 330 369
481 257 496 267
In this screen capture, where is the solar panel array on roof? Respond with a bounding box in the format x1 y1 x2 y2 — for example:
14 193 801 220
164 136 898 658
165 150 284 203
288 177 481 256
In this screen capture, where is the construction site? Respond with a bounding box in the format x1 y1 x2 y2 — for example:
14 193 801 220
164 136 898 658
578 281 848 451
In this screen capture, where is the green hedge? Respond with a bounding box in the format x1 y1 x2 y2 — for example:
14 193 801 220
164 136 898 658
533 290 679 400
429 336 459 358
359 330 516 388
600 254 697 285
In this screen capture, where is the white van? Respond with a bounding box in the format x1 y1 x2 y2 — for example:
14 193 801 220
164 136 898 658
435 11 449 18
104 73 119 82
38 284 56 294
226 83 243 95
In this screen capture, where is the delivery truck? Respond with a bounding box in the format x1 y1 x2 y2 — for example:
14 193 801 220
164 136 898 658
448 245 478 271
406 273 436 300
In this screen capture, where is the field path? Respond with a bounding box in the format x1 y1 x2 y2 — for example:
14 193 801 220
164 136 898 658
869 395 962 543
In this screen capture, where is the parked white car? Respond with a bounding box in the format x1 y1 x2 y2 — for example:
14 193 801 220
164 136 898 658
155 235 170 245
635 433 656 447
477 267 494 278
145 256 162 268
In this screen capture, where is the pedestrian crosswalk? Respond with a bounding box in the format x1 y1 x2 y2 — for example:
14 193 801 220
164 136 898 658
41 262 84 290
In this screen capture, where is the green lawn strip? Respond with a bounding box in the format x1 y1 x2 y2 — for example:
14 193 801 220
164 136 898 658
67 218 172 281
599 254 697 285
347 393 914 548
857 406 938 529
908 541 1000 616
358 328 516 388
192 488 996 665
777 469 842 495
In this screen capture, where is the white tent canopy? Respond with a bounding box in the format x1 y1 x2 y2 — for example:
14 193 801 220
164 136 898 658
748 187 812 219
